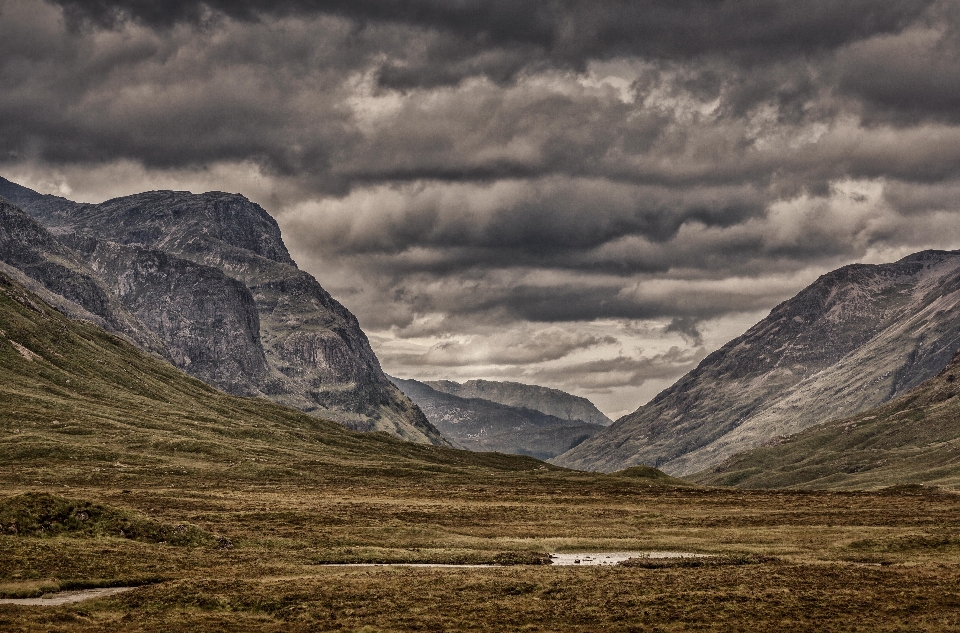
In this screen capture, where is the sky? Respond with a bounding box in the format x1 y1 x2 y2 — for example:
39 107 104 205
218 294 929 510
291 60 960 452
4 0 960 418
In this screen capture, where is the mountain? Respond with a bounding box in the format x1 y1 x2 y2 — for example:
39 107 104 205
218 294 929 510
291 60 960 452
60 233 272 398
389 376 605 459
423 379 612 426
0 177 445 445
0 269 538 485
694 349 960 490
554 250 960 475
0 197 168 358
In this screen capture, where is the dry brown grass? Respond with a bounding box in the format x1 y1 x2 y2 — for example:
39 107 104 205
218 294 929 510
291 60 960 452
1 479 960 631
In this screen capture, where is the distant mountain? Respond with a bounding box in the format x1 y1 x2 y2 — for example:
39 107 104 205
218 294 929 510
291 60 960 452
0 177 446 446
424 379 612 426
554 250 960 475
389 376 604 459
694 349 960 490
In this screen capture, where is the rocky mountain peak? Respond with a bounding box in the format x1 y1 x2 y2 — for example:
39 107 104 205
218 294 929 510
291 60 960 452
33 190 297 268
1 178 446 447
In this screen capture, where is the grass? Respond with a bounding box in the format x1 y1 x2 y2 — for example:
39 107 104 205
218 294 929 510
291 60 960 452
2 482 960 631
0 492 214 546
693 354 960 490
3 271 960 630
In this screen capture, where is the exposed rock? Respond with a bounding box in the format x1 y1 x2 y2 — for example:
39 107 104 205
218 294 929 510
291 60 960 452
0 197 168 358
2 178 445 446
424 379 612 426
60 234 271 397
554 250 960 475
390 376 604 459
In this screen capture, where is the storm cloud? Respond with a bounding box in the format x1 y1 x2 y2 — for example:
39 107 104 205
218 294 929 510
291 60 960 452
4 0 960 415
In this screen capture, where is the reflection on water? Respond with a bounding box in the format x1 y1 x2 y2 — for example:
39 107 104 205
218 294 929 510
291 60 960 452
548 551 704 566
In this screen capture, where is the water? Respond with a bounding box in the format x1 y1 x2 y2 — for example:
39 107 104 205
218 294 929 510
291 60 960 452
0 586 136 606
548 551 704 566
318 552 705 568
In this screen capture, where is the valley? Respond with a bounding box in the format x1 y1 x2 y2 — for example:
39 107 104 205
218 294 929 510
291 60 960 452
4 478 960 631
4 179 960 630
2 266 960 630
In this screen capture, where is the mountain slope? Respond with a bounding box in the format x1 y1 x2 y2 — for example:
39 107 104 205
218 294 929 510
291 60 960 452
423 378 612 426
0 196 168 358
554 250 960 475
61 233 272 397
1 178 445 445
0 270 537 486
693 349 960 490
390 376 604 459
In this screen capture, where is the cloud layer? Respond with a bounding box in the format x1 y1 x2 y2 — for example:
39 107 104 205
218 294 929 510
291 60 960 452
4 0 960 415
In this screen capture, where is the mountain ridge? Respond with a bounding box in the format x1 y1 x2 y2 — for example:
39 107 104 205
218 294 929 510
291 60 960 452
423 378 612 426
554 249 960 475
0 177 446 446
389 375 604 459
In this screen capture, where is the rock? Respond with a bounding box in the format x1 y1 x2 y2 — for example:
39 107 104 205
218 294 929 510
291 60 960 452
0 196 168 358
1 178 445 446
390 376 604 459
554 250 960 475
60 233 271 397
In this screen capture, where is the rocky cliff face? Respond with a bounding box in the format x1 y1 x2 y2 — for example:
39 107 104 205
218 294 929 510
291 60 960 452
0 197 168 358
554 250 960 475
424 379 612 426
390 376 604 459
61 234 271 397
1 178 446 446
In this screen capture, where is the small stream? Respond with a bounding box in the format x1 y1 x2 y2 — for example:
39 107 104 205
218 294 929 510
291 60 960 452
0 552 708 606
321 552 704 568
549 551 704 566
0 587 136 606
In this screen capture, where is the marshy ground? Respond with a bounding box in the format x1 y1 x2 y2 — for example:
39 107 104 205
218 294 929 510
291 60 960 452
2 278 959 630
2 470 960 631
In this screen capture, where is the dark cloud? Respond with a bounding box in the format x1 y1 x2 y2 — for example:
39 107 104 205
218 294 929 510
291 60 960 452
665 316 703 346
284 180 769 265
6 0 960 412
835 23 960 124
51 0 934 61
525 347 708 391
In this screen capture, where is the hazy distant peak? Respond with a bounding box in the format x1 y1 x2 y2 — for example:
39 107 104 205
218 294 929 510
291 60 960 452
423 378 612 426
0 177 60 210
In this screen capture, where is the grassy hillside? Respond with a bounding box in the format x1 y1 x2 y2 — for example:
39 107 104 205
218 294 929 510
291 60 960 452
694 351 960 490
0 270 553 488
4 270 960 631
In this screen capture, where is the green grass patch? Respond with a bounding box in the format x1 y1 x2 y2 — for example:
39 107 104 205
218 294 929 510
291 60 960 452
0 492 214 546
